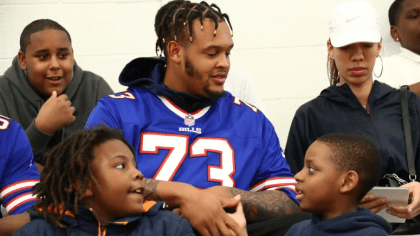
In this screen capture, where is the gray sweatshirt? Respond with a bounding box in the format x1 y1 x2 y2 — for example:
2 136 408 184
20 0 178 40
0 56 113 165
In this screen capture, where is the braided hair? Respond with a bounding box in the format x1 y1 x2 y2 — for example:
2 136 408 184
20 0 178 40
154 0 233 58
33 127 135 228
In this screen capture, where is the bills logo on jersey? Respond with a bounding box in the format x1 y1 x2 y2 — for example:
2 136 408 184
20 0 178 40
184 115 195 127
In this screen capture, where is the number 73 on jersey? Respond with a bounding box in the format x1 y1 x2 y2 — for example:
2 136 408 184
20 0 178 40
140 132 236 187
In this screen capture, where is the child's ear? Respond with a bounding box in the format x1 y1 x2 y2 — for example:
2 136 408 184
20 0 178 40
74 180 93 199
17 51 27 71
339 170 359 193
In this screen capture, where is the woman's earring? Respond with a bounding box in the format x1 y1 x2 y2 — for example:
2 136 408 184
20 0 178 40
373 55 383 78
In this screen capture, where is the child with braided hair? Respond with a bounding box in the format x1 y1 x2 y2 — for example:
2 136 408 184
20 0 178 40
13 127 212 235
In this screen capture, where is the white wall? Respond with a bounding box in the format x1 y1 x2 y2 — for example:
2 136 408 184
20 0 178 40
0 0 398 147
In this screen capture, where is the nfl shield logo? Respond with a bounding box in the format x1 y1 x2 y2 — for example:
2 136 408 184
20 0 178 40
184 114 195 127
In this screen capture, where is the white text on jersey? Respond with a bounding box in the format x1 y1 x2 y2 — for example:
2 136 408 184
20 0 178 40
179 127 202 134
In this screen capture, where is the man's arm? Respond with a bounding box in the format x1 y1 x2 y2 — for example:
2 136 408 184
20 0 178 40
144 177 300 224
0 213 30 236
204 186 300 223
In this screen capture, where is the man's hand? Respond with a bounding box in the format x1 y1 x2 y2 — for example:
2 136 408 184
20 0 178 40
144 179 244 236
359 194 387 213
177 190 243 236
35 91 76 134
387 181 420 219
227 195 247 236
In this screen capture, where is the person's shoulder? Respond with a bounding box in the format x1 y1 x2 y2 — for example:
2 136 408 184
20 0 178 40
284 219 312 235
293 95 325 117
220 92 261 115
14 217 60 235
0 115 21 133
77 68 108 85
106 88 152 103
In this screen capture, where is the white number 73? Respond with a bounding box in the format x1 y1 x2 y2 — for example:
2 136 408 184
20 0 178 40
140 132 235 187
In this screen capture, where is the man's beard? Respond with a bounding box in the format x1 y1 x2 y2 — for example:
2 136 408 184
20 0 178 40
185 56 225 98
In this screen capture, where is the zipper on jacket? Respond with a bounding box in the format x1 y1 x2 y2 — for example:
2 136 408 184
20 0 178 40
100 223 108 236
90 208 108 236
365 104 370 115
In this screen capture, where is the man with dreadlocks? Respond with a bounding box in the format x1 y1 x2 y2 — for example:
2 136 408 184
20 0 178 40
86 1 301 235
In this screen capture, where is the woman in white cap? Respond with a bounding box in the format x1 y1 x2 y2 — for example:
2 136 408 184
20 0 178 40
285 0 420 225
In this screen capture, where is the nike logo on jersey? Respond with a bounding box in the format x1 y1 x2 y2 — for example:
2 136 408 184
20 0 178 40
179 127 202 134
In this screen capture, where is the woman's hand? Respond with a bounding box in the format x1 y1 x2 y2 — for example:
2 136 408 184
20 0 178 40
387 181 420 219
359 194 387 213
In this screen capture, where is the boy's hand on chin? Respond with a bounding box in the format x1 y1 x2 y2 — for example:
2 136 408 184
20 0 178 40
35 91 76 134
176 189 242 236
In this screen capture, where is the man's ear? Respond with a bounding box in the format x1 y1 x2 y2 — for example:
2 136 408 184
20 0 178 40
327 40 335 60
167 41 183 64
18 51 27 71
339 170 359 194
390 25 400 43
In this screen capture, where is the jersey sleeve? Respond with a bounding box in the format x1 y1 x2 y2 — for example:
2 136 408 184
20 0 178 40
249 117 298 205
0 117 40 215
85 95 122 130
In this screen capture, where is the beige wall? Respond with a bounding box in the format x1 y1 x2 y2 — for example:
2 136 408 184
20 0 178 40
0 0 397 147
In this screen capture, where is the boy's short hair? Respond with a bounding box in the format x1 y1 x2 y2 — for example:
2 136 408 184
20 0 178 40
20 19 72 53
33 126 135 228
389 0 406 26
317 133 382 202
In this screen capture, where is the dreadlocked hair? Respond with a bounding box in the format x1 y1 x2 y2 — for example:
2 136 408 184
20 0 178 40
33 126 135 228
154 0 233 58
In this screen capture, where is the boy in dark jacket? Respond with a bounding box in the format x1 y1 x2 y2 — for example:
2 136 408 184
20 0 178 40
13 127 204 235
285 133 391 236
0 19 113 171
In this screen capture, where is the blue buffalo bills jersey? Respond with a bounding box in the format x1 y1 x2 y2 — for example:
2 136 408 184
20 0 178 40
0 115 39 215
86 89 297 202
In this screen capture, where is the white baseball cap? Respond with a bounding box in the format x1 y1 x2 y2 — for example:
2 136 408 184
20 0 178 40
329 0 381 47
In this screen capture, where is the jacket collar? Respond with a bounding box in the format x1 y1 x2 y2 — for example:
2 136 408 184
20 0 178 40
30 202 164 228
319 80 395 110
